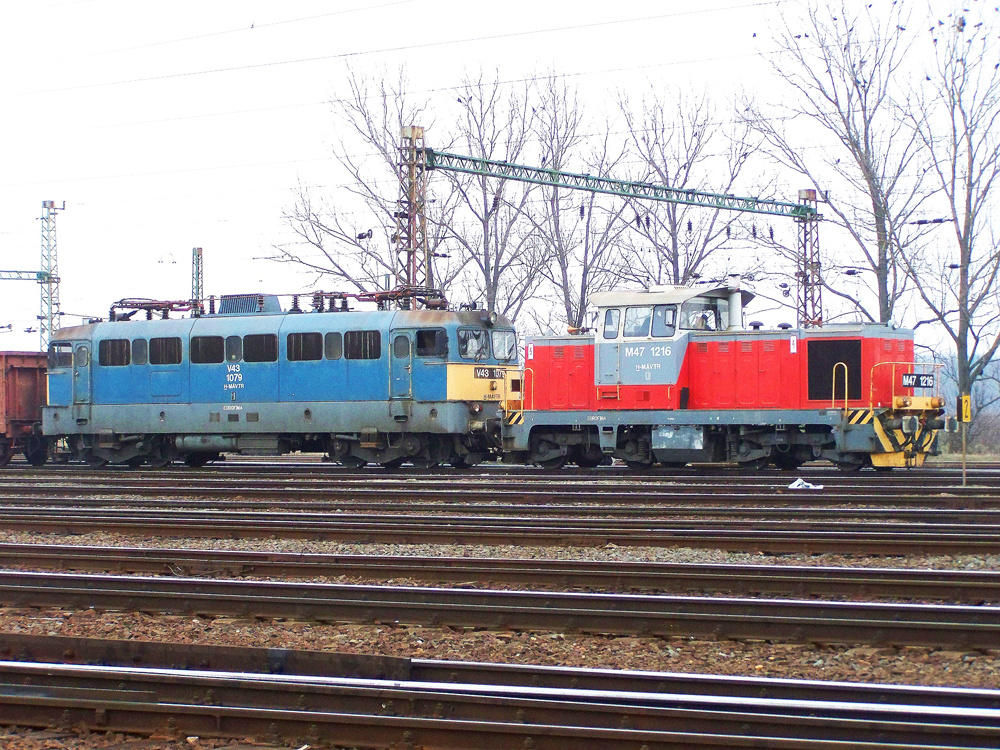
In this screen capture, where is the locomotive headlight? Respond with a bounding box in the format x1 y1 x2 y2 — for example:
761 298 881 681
469 402 483 415
932 397 944 408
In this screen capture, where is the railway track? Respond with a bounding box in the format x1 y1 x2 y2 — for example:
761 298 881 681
0 569 997 648
1 505 998 553
4 464 1000 509
3 542 1000 602
1 634 999 748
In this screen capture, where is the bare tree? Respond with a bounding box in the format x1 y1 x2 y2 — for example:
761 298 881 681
744 1 931 323
619 85 762 289
902 7 1000 408
271 67 464 294
526 77 631 330
436 71 548 319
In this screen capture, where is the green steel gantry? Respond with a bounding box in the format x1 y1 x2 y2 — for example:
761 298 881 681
407 144 825 326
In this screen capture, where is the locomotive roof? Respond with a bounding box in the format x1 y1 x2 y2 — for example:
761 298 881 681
48 307 514 342
590 283 754 309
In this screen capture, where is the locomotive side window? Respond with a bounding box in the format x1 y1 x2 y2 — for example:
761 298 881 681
623 306 652 337
47 342 73 368
344 330 381 360
149 337 182 365
492 329 517 362
132 338 148 365
244 333 278 363
324 332 343 360
651 305 677 337
680 299 727 331
458 328 487 360
190 336 224 364
287 332 322 361
98 339 130 366
416 328 448 357
603 309 620 339
807 339 861 401
225 336 242 362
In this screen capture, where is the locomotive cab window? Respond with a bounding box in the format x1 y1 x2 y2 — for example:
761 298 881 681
132 338 148 366
244 333 278 363
149 337 182 365
416 328 448 357
47 342 73 368
190 336 224 364
651 305 677 338
344 330 381 360
492 329 517 362
603 309 620 340
623 306 652 337
226 336 242 362
287 332 323 361
98 339 130 366
458 328 488 360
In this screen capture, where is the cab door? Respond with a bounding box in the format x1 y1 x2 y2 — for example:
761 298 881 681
597 308 621 386
389 330 413 420
73 342 92 424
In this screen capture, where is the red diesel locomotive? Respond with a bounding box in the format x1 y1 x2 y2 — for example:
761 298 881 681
503 282 944 471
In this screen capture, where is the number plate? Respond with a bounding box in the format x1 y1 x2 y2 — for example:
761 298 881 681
901 373 934 389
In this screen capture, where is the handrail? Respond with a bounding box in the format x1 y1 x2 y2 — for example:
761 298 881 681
868 360 943 410
522 366 535 412
832 362 849 412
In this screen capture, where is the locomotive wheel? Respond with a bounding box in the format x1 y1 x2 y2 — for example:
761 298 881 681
125 457 145 469
745 456 771 470
0 440 15 468
834 458 865 472
624 459 653 472
340 456 367 469
573 447 604 468
772 454 802 471
23 436 48 467
184 452 219 468
380 458 406 470
537 456 568 470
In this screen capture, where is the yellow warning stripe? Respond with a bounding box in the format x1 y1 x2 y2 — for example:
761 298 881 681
847 409 874 425
506 411 524 426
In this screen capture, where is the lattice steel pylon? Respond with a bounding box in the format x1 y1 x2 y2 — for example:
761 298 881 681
191 247 204 316
39 201 65 350
394 126 433 306
795 190 824 327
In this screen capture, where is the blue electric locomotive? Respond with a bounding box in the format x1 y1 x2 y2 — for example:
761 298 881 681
42 294 521 468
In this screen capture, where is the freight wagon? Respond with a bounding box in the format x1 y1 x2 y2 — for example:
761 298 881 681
0 351 48 466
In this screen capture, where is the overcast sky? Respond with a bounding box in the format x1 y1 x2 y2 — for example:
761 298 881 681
0 0 815 350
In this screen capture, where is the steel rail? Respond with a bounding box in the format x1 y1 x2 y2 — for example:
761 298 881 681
3 476 1000 508
1 659 998 748
4 632 999 712
0 570 997 648
3 542 1000 603
0 507 999 554
2 495 1000 521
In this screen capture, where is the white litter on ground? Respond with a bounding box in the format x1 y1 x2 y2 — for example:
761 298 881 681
788 478 824 490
